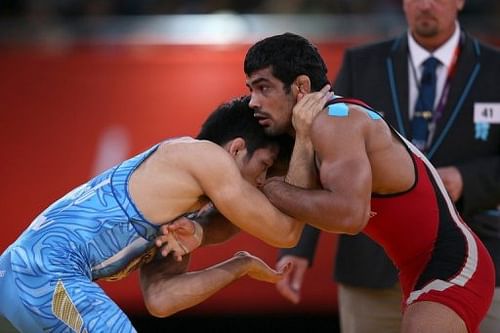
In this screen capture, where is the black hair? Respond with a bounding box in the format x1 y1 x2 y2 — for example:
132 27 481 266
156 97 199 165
196 96 287 158
244 32 330 93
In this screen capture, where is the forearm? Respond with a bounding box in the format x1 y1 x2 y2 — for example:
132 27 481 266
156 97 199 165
285 135 318 188
196 205 240 246
263 179 367 235
287 87 335 188
141 255 251 318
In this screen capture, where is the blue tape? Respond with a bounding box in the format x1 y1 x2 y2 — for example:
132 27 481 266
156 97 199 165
327 103 349 117
327 103 381 120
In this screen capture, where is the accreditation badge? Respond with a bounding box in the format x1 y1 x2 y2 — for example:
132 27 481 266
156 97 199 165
474 102 500 124
473 102 500 141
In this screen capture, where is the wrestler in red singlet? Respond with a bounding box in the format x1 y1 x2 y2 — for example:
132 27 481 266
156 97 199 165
330 98 495 333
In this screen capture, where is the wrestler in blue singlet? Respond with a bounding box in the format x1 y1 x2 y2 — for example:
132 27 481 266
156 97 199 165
0 144 161 333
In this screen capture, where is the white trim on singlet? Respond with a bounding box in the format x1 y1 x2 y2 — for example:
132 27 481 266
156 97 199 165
397 134 478 305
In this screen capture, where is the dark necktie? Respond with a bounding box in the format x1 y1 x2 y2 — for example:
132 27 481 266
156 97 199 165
411 56 439 152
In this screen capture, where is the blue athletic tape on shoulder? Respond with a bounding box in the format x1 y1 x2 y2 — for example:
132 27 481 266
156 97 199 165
327 102 382 120
327 103 349 117
362 107 382 120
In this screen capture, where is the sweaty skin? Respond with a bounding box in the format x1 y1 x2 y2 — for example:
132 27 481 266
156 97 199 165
263 104 415 234
153 88 334 257
129 137 304 248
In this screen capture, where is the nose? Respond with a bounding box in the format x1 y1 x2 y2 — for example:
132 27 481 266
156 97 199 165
249 94 260 110
255 172 266 188
416 0 433 9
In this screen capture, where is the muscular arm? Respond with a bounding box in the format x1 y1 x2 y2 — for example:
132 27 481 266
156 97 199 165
140 252 288 318
263 110 372 235
189 144 304 248
285 135 317 188
139 253 191 317
285 86 331 188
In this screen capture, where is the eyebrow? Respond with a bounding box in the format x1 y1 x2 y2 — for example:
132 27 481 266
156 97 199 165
246 77 270 87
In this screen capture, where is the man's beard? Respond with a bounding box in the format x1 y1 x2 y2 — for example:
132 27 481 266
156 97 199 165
263 126 284 137
414 17 439 38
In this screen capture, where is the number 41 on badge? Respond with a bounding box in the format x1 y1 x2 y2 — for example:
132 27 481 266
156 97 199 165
474 103 500 124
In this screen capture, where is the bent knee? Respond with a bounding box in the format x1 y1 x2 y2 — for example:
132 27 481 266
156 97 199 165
402 301 467 333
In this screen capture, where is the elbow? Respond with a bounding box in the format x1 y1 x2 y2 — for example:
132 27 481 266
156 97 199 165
341 221 364 235
268 235 297 248
287 226 303 247
275 223 303 248
277 234 300 248
319 214 368 235
341 214 369 235
144 296 178 318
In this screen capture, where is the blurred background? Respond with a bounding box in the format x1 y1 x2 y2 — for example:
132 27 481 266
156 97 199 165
0 1 499 332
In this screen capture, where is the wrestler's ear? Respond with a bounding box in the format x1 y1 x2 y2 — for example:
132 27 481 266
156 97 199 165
293 75 311 95
227 138 247 157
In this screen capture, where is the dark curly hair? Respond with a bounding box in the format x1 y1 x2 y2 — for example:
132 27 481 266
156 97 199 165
196 96 291 158
244 32 330 93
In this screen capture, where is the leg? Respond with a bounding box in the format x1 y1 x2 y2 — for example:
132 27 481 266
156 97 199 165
140 251 288 317
402 301 467 333
53 277 137 333
2 268 136 333
338 283 402 333
0 251 41 332
480 287 500 333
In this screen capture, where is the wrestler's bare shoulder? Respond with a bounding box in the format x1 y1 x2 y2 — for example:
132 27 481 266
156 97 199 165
129 137 222 224
337 104 395 153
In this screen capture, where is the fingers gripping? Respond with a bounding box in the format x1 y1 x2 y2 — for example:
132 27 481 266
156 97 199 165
292 84 334 136
156 218 203 261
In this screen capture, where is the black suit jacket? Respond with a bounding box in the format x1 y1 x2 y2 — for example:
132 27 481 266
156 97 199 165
280 31 500 287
